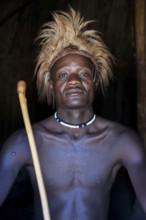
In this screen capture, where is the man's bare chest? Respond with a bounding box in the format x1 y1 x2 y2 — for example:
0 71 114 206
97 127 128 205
35 135 119 190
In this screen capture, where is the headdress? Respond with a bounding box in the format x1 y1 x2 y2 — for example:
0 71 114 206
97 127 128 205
35 7 114 105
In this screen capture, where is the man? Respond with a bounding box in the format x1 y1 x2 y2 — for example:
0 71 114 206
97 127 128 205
0 7 146 220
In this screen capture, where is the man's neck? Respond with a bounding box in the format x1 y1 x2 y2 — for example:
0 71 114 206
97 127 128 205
56 108 94 125
54 112 96 129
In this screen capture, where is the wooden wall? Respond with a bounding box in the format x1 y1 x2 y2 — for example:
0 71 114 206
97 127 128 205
135 0 146 145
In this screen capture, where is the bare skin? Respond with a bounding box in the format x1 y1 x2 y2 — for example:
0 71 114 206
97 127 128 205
0 54 146 220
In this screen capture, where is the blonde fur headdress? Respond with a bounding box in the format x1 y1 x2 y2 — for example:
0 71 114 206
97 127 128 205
35 6 114 105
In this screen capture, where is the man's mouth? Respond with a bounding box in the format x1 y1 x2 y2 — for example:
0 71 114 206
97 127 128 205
65 88 84 95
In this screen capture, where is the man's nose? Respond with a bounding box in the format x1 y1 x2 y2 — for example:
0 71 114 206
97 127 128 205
68 74 81 83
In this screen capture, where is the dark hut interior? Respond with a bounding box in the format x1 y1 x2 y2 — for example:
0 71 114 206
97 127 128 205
0 0 146 219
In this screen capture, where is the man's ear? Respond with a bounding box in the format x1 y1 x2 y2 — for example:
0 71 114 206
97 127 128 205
94 80 99 91
48 79 54 90
48 79 55 107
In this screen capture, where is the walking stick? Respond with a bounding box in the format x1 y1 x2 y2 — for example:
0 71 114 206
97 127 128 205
17 80 51 220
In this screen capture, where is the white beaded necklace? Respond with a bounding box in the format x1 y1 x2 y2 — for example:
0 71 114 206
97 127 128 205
54 112 96 128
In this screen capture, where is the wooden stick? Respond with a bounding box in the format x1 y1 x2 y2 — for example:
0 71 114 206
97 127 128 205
17 80 51 220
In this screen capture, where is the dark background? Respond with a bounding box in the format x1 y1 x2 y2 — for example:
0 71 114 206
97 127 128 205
0 0 145 219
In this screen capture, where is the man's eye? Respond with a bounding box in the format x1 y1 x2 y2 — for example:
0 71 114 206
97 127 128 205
59 72 68 78
80 72 91 79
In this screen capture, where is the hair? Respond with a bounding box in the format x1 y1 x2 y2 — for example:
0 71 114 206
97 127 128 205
35 6 114 105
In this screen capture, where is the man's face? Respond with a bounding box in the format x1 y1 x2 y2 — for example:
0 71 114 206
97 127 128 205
50 54 97 110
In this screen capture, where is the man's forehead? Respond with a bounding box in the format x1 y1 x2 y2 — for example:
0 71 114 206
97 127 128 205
51 53 95 71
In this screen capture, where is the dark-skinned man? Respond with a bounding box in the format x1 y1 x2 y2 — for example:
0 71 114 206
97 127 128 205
0 7 146 220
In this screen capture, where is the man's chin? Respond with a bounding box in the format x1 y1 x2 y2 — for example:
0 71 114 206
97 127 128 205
64 102 88 109
60 96 91 109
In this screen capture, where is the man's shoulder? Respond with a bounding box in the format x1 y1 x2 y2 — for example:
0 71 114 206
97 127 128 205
96 116 126 133
104 119 144 157
1 129 32 167
32 115 59 138
32 115 54 131
4 129 28 146
97 117 145 162
96 116 142 145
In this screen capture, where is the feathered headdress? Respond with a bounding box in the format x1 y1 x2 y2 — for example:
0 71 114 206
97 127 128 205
35 7 114 105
